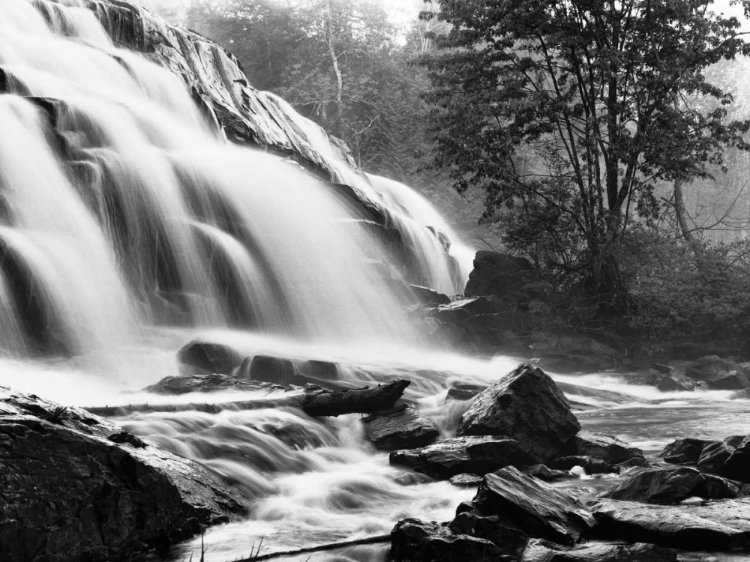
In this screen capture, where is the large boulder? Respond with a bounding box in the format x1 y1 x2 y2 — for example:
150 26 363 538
389 436 535 479
390 518 509 562
684 356 750 390
661 438 717 465
177 340 243 374
602 466 749 504
591 498 750 551
449 507 529 558
0 388 244 562
724 436 750 482
458 364 580 462
362 405 439 451
522 539 677 562
464 251 534 301
471 466 596 545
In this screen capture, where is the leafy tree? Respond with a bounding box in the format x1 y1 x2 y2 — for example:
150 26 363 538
422 0 750 303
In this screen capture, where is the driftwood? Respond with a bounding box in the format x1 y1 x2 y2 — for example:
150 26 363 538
85 380 410 418
239 533 391 561
303 380 410 417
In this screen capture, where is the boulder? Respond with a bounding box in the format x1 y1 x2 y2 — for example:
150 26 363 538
449 473 484 487
521 539 677 562
560 430 643 464
176 340 243 374
458 363 580 462
389 436 535 479
684 356 750 390
390 518 508 562
591 498 750 551
697 440 735 475
724 436 750 482
471 466 596 545
449 508 528 557
464 251 534 301
362 405 439 451
661 438 717 465
298 359 340 381
602 466 749 504
0 388 243 562
246 354 297 385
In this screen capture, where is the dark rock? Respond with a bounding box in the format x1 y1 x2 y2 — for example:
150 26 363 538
472 466 596 545
653 363 673 374
446 382 487 401
725 436 750 483
449 473 484 487
432 296 496 324
108 431 148 448
661 438 716 465
618 456 651 469
142 373 272 395
247 354 297 385
464 251 534 301
548 456 617 475
521 539 677 562
522 464 571 482
390 518 507 562
656 372 705 392
362 405 439 451
591 498 750 551
389 436 535 479
458 363 580 462
460 310 534 344
697 441 735 475
0 388 243 562
602 466 748 504
177 340 242 374
684 355 750 390
449 508 528 557
561 430 643 464
298 359 339 381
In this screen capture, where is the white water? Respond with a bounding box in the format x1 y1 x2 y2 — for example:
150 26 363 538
4 2 750 562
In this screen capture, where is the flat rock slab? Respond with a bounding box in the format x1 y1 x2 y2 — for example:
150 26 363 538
522 539 677 562
602 466 750 504
143 373 279 395
0 387 244 562
363 405 439 451
390 436 535 479
458 363 580 462
472 466 596 545
591 498 750 551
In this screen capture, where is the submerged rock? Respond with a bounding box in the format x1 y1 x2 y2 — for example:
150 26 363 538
472 466 596 545
602 466 749 504
458 363 580 462
390 518 508 562
362 404 439 451
390 436 535 479
177 340 243 374
0 388 243 562
521 539 677 562
591 498 750 551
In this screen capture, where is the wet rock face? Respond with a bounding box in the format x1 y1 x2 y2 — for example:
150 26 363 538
660 435 750 483
458 363 580 462
591 498 750 551
389 436 536 479
390 518 510 562
177 340 243 374
0 388 244 562
472 466 596 546
362 404 439 452
602 466 750 504
464 251 534 301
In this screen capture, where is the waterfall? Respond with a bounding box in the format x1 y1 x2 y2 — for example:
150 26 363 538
0 0 473 369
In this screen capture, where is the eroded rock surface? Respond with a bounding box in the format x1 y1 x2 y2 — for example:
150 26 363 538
363 404 439 451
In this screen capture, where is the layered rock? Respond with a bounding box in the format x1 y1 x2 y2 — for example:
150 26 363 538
0 388 244 562
362 404 439 451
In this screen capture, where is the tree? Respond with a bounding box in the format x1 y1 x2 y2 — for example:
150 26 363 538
423 0 750 302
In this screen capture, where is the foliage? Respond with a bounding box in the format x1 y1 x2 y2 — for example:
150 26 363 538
618 227 750 343
422 0 750 299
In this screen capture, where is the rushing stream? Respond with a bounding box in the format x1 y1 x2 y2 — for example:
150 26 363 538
3 1 750 561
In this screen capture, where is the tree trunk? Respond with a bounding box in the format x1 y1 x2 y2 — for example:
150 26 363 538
673 176 694 243
325 0 343 124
